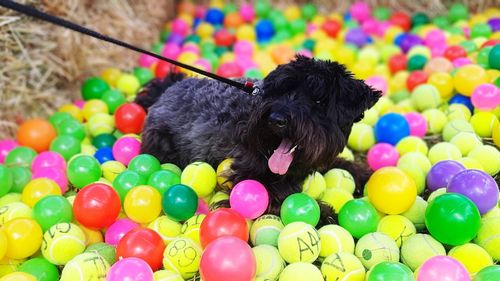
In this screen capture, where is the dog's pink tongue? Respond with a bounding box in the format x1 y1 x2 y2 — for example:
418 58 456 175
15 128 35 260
268 139 294 175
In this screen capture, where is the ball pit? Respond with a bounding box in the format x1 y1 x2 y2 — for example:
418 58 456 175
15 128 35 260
0 0 500 280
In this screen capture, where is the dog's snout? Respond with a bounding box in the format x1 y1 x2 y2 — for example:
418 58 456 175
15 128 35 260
268 112 288 128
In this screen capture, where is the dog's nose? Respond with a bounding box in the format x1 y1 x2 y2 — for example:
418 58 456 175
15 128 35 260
268 112 288 128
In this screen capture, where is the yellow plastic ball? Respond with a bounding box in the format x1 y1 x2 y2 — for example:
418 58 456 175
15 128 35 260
237 25 256 41
493 123 500 148
87 113 114 137
367 167 417 215
181 162 216 197
334 46 356 68
116 74 141 97
428 72 454 99
41 222 86 265
21 178 61 208
79 224 103 245
351 60 374 80
148 216 182 245
0 272 36 281
0 231 6 260
448 243 493 276
196 22 214 38
100 67 122 87
284 5 301 21
101 160 126 183
0 202 32 226
453 65 489 96
0 194 21 207
82 99 109 121
124 185 162 224
470 111 499 137
384 27 404 43
59 104 83 122
162 237 202 279
3 218 42 259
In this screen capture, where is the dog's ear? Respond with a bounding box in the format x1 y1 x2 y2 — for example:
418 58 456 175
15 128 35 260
262 55 313 96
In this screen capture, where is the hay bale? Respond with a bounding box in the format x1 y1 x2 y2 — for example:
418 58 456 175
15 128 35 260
0 0 174 139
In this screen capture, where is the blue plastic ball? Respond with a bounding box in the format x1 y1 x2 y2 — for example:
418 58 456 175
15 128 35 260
205 8 225 25
449 94 474 112
256 19 275 42
374 113 410 145
94 147 115 164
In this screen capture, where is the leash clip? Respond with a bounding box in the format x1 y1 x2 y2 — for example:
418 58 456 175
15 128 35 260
243 81 263 96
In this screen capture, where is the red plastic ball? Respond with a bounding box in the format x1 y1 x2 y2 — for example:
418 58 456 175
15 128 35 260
114 103 146 134
155 60 175 79
116 227 165 271
73 183 121 229
322 19 342 38
444 45 467 61
388 53 408 74
199 208 249 248
481 39 500 48
216 62 243 78
407 70 429 92
214 29 236 47
390 12 412 31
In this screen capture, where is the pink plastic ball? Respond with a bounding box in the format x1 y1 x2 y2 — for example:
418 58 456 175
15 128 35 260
233 41 254 57
404 112 428 137
216 62 243 78
306 23 318 35
112 137 141 166
161 43 181 60
138 54 158 68
453 57 472 68
424 30 446 46
171 18 190 36
367 143 400 171
74 100 85 109
105 218 139 246
350 2 371 23
0 139 18 163
194 58 212 72
31 151 66 172
106 257 154 281
365 76 388 95
417 256 470 281
471 83 500 110
32 167 68 193
195 6 207 19
229 179 269 219
431 44 447 57
182 43 200 55
196 198 210 215
362 18 378 35
236 56 257 71
375 22 390 37
239 3 255 22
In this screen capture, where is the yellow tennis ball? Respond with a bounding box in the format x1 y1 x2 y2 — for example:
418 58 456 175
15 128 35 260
208 191 229 207
250 214 284 247
428 187 447 202
397 152 431 173
153 270 183 281
41 222 86 265
396 136 429 155
278 221 321 263
377 215 416 247
470 112 499 137
148 216 182 245
423 109 448 134
411 84 442 112
348 123 375 152
87 113 114 137
318 224 355 258
82 99 108 121
101 160 126 183
321 188 354 213
115 74 141 97
162 237 202 279
216 158 233 189
253 245 286 281
321 252 366 281
0 202 32 226
180 214 205 246
181 162 216 197
80 144 96 156
397 163 426 195
0 272 36 281
279 262 323 281
359 108 379 126
448 243 493 276
78 224 103 245
457 157 485 171
427 142 462 165
450 132 483 155
338 147 355 161
0 194 21 207
474 216 500 261
302 172 326 199
355 232 399 269
446 104 471 121
323 168 355 194
468 145 500 175
400 234 445 271
59 252 110 281
442 119 475 142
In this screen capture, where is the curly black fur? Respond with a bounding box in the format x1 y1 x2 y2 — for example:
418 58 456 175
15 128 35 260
136 55 381 225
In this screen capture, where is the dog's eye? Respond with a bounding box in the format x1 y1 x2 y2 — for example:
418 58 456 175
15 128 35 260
315 100 321 104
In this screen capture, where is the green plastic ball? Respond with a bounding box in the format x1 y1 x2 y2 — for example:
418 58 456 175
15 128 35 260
9 167 31 193
48 112 73 129
244 68 264 79
407 55 427 71
433 16 449 28
301 3 317 20
18 258 60 281
127 154 161 180
255 0 271 18
81 77 110 100
101 89 126 114
373 7 391 21
470 23 492 39
489 45 500 70
33 195 73 231
412 12 430 27
280 193 320 227
133 67 154 86
50 135 81 161
151 42 163 54
56 118 85 141
367 262 413 281
474 265 500 281
338 199 379 239
5 146 37 168
459 40 477 54
92 134 117 149
148 169 181 195
290 19 307 35
112 170 146 202
162 184 198 222
0 164 13 197
448 3 469 23
67 155 102 189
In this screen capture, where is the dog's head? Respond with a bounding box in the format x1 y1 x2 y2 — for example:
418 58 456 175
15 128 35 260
242 55 381 175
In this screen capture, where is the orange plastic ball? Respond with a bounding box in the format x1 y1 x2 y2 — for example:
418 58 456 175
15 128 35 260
17 119 56 153
225 12 244 29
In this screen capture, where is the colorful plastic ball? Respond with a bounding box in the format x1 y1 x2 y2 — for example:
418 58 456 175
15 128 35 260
367 143 399 171
31 151 65 172
406 70 428 92
322 19 342 38
5 146 36 168
199 208 249 248
105 218 139 246
92 134 116 149
489 45 500 70
365 76 388 95
280 193 320 227
471 83 500 110
115 74 141 97
94 147 114 164
216 62 243 78
449 94 474 112
404 112 427 137
147 169 180 195
0 272 36 281
407 55 427 71
367 261 413 281
73 183 121 229
3 218 42 259
112 170 145 202
127 154 161 180
388 54 407 74
22 178 61 208
230 180 269 219
454 65 489 97
0 140 18 164
205 8 224 25
448 169 499 215
56 118 85 141
255 20 275 42
474 265 500 281
425 193 481 246
114 103 146 134
417 256 470 281
33 195 72 232
81 77 109 100
426 160 465 191
200 236 256 281
67 155 101 188
49 135 80 161
112 136 141 166
162 184 198 222
9 166 30 193
106 257 153 281
374 113 410 145
338 199 379 239
17 119 56 153
18 257 59 281
116 227 165 271
124 185 162 224
345 28 370 48
0 165 13 197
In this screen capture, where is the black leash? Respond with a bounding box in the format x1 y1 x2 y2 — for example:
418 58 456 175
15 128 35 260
0 0 262 95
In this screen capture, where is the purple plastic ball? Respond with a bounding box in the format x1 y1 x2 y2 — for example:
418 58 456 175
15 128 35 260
167 33 185 45
345 28 370 48
488 18 500 32
399 34 423 53
426 160 465 192
447 169 499 215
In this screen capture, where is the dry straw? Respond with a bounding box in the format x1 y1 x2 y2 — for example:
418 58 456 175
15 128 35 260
0 0 496 140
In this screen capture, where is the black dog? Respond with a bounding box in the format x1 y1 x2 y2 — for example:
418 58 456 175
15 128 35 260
136 55 381 224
